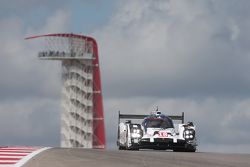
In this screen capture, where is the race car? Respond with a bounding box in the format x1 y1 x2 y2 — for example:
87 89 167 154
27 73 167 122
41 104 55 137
117 110 197 152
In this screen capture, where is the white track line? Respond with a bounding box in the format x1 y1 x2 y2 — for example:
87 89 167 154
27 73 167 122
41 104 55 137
14 147 50 167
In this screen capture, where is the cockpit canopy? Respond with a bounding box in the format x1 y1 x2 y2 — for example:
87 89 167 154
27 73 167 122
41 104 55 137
142 116 174 129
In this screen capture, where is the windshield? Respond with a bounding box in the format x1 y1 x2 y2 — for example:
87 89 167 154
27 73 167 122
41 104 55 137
143 118 173 129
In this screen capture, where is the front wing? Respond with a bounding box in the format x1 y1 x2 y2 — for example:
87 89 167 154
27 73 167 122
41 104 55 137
131 137 196 152
139 138 186 149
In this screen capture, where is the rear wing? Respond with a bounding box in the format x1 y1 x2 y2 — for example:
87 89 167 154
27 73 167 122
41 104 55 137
118 111 184 124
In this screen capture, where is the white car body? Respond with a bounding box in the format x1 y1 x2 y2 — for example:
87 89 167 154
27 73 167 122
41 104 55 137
117 111 197 152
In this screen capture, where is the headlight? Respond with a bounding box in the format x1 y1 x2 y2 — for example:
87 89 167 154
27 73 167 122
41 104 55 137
184 129 195 140
131 128 142 138
131 133 141 138
133 129 140 133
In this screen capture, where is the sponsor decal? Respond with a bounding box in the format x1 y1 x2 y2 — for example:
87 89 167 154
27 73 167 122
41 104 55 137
159 131 168 137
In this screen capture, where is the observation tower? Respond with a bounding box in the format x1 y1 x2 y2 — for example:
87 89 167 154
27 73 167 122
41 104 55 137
26 34 105 148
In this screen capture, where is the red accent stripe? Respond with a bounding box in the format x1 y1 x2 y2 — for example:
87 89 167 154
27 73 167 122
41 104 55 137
0 146 41 165
0 154 28 156
25 33 95 42
0 157 21 161
0 147 37 149
0 149 36 152
0 150 32 153
0 162 16 164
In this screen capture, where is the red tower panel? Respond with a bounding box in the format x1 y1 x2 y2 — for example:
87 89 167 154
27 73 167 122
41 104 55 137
89 37 106 149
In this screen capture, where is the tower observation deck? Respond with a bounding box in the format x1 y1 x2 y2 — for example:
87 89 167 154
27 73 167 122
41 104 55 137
26 33 105 148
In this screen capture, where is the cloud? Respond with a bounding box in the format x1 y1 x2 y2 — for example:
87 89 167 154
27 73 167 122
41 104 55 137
0 98 60 146
26 9 71 35
95 0 250 99
0 9 70 146
0 0 67 17
94 0 250 153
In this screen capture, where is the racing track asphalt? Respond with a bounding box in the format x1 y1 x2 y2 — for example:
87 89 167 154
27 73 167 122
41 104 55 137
23 148 250 167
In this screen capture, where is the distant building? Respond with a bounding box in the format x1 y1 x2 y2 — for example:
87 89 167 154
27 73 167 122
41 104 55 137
26 34 105 148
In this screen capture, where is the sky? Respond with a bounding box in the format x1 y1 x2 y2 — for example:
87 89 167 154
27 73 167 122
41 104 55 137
0 0 250 153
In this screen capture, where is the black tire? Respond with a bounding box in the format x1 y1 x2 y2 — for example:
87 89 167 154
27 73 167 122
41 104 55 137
154 148 166 151
131 147 139 151
186 145 196 152
187 147 196 152
173 146 196 152
173 148 185 152
126 144 139 151
119 146 126 150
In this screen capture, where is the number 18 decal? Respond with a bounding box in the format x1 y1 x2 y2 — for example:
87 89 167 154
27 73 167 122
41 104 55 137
159 131 168 137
